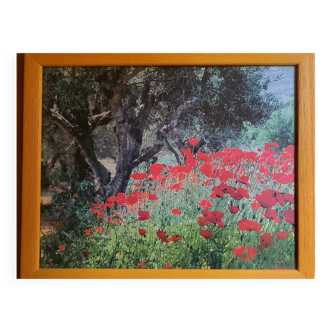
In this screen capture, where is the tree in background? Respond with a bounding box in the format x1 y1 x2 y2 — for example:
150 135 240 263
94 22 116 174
42 66 281 196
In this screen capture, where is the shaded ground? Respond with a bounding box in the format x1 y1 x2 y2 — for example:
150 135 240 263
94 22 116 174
40 159 117 237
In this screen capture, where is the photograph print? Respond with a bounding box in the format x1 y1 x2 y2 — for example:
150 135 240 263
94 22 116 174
40 65 295 270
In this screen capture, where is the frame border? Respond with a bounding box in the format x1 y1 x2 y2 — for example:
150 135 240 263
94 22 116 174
19 53 315 279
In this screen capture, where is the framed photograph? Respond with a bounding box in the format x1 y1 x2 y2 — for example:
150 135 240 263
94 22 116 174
18 53 315 279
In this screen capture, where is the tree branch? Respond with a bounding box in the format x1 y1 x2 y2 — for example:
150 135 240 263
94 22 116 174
89 110 114 129
46 110 78 137
131 98 202 168
165 139 181 164
123 67 146 84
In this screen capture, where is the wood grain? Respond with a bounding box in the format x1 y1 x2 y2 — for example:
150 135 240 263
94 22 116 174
29 53 310 67
20 54 42 278
19 53 315 279
17 54 24 279
297 54 315 278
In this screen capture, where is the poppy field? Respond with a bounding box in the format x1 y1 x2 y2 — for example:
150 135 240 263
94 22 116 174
40 140 296 269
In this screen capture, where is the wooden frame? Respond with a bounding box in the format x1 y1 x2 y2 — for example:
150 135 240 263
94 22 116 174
18 53 315 279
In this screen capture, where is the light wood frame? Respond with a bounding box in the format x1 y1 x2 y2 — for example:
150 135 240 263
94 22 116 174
18 53 315 279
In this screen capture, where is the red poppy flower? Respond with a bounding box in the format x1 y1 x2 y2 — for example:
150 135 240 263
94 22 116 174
212 186 226 198
170 183 184 190
255 190 277 209
131 172 148 180
257 176 266 184
107 196 116 203
83 230 91 235
228 206 240 214
275 192 286 207
235 175 251 187
58 245 66 250
281 166 293 173
138 263 146 268
134 183 142 188
263 208 278 220
233 246 259 261
197 217 209 226
116 193 127 206
284 145 295 156
88 202 92 206
259 166 271 175
284 209 295 224
210 193 218 200
149 163 166 176
198 199 213 209
260 233 274 249
202 210 225 227
200 230 214 239
67 199 73 204
188 138 199 146
94 226 104 233
261 149 275 159
171 208 181 215
164 264 172 269
126 194 139 205
66 212 71 216
237 220 262 233
185 157 198 167
82 251 90 258
265 142 279 150
197 152 213 163
213 183 235 197
203 180 212 186
272 173 295 184
250 202 261 210
182 148 195 158
284 193 295 203
231 187 249 200
138 228 147 236
98 213 105 218
148 194 159 201
276 231 290 240
99 204 106 211
58 206 63 211
138 210 151 221
218 170 238 182
156 230 168 243
74 194 78 198
106 218 114 223
94 202 102 208
168 234 183 242
200 163 213 176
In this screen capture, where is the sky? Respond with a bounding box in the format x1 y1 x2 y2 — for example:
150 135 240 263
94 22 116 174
265 66 295 102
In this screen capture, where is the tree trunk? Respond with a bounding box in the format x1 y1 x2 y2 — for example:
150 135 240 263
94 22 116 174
193 138 206 154
74 145 90 181
49 112 111 194
75 135 111 193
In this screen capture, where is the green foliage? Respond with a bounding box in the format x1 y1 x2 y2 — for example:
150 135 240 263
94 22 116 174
240 99 295 149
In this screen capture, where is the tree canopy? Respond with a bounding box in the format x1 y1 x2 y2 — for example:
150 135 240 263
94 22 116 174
42 66 282 195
